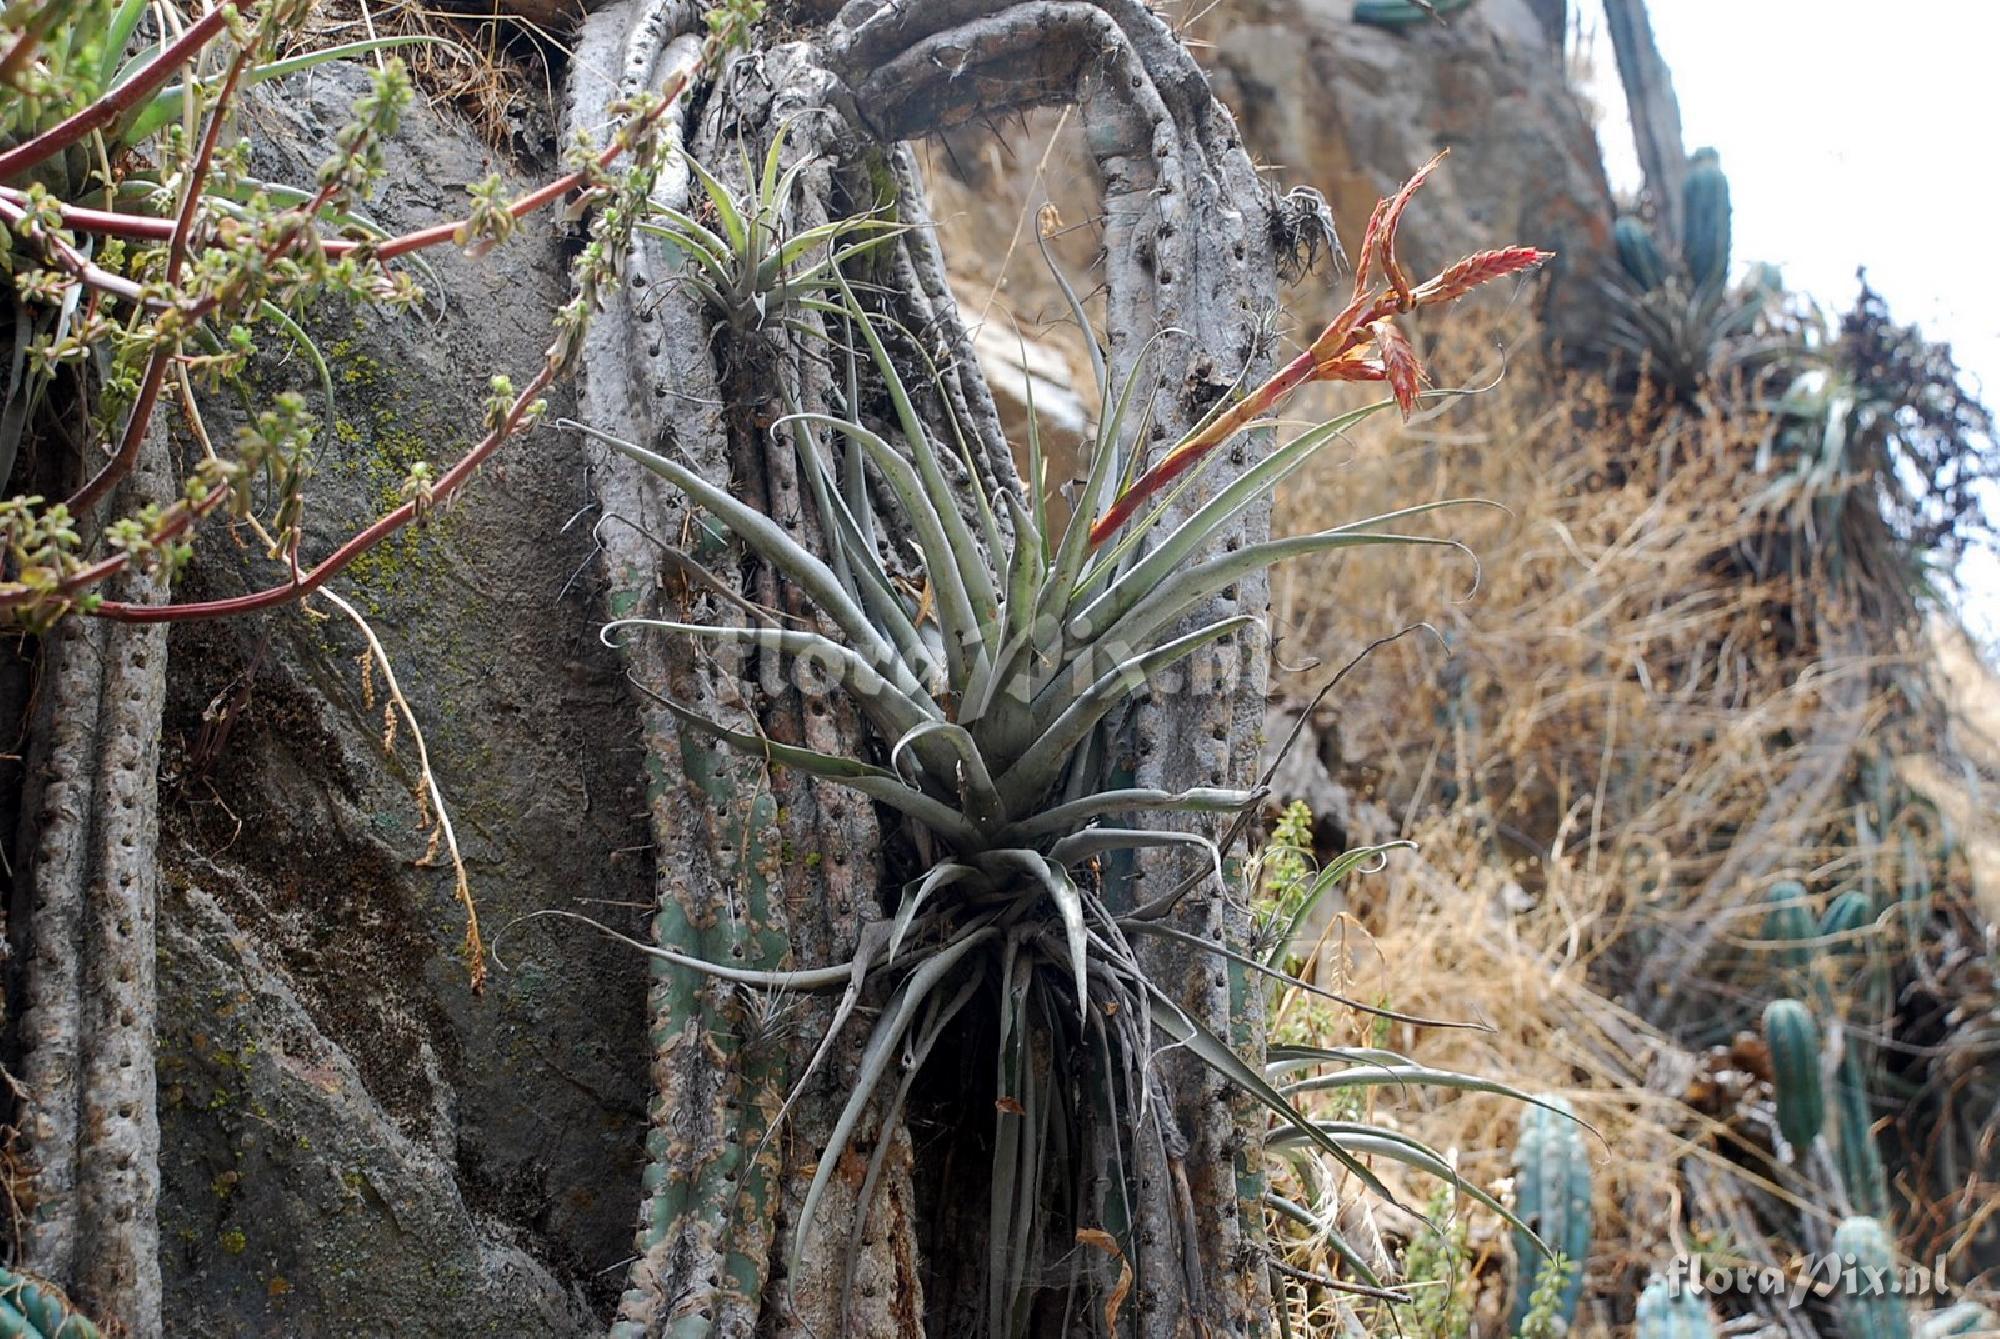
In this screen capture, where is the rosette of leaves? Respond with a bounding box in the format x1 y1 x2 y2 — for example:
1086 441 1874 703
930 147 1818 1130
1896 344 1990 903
636 117 901 333
568 158 1550 1319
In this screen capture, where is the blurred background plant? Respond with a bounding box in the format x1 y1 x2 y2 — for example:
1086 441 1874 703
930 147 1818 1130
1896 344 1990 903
1243 287 2000 1333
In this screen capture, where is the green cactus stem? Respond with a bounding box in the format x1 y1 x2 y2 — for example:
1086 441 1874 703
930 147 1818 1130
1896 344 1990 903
1833 1053 1890 1218
1614 216 1668 293
1353 0 1476 29
1761 879 1818 977
1762 997 1825 1154
1832 1218 1913 1339
1636 1274 1717 1339
1681 148 1731 291
1510 1095 1591 1335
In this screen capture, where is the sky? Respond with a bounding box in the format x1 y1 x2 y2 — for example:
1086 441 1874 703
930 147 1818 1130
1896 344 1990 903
1582 1 2000 644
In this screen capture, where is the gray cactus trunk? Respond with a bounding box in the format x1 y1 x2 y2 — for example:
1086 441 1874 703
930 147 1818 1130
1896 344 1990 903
2 2 1282 1333
1601 0 1688 246
8 422 173 1334
574 3 1281 1335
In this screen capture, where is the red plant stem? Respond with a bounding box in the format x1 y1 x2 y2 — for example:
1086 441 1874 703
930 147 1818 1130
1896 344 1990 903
7 28 712 622
0 24 46 88
371 47 699 262
88 361 558 621
0 192 150 302
65 48 251 517
0 0 253 183
375 170 578 261
1085 346 1322 547
3 190 367 257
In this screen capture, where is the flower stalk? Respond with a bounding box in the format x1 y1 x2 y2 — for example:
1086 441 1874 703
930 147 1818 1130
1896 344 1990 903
1089 152 1550 548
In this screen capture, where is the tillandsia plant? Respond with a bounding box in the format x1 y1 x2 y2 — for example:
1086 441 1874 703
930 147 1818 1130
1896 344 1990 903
637 115 902 333
560 155 1550 1321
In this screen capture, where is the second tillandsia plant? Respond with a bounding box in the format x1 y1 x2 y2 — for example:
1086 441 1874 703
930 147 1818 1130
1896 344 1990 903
564 155 1551 1326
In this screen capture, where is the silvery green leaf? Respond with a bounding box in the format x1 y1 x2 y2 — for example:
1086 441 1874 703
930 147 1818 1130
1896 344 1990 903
796 927 997 1258
999 616 1258 812
973 851 1091 1022
636 688 985 852
604 617 938 741
568 419 922 700
998 788 1252 844
777 410 982 686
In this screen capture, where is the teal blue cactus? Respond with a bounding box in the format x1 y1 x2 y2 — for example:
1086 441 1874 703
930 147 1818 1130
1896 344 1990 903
1354 0 1475 28
1832 1218 1913 1339
0 1268 103 1339
1510 1096 1591 1335
1615 216 1669 293
1917 1303 2000 1338
1636 1275 1718 1339
1762 878 1819 976
1833 1053 1891 1218
1681 148 1732 291
1820 890 1875 953
1763 997 1825 1153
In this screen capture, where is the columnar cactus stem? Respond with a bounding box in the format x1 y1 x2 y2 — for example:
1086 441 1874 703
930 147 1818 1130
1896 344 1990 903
13 425 171 1332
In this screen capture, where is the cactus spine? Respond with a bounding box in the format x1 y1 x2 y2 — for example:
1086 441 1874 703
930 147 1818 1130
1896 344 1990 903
1833 1218 1913 1339
1681 147 1731 290
1763 997 1826 1153
1636 1275 1717 1339
1510 1096 1591 1335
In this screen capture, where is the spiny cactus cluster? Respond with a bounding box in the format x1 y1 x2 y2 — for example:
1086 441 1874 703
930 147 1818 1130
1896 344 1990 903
1613 147 1733 296
1599 147 1778 395
1753 877 1894 1216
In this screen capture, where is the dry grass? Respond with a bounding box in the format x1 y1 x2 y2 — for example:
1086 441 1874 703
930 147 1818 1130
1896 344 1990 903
1261 305 2000 1332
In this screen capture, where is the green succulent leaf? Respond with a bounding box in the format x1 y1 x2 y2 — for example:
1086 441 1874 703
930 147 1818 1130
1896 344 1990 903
796 927 998 1259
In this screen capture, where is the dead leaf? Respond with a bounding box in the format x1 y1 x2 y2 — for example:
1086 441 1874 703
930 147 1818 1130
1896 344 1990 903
1076 1228 1133 1330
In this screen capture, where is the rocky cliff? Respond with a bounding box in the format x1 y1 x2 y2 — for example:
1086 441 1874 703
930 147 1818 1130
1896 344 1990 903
4 4 1625 1332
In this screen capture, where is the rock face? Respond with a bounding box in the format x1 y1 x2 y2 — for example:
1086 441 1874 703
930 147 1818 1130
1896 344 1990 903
147 66 649 1335
1198 0 1612 344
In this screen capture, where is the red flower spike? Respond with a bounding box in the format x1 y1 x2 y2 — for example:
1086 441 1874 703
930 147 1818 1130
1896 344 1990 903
1411 245 1552 306
1351 197 1391 302
1377 149 1447 309
1372 320 1425 418
1085 154 1550 551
